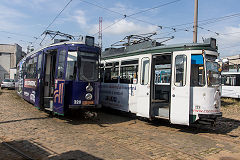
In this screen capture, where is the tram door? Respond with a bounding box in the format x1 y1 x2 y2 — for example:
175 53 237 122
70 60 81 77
170 51 191 125
43 50 57 111
53 48 67 115
136 55 152 118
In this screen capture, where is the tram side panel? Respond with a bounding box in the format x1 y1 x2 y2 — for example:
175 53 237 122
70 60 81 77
22 55 38 106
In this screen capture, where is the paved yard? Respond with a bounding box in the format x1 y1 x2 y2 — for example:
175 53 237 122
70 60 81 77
0 89 240 160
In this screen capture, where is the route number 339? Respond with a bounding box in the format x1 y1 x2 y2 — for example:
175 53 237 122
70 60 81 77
74 100 81 104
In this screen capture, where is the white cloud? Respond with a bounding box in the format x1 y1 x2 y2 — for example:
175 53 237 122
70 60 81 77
0 4 27 18
215 25 240 57
0 4 28 30
89 19 158 35
73 10 87 26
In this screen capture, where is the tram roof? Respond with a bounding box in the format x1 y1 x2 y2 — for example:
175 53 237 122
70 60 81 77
26 41 84 57
21 40 100 62
102 41 218 60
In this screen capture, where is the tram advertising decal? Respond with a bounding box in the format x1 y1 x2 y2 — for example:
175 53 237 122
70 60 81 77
53 79 65 115
100 83 137 111
24 79 37 89
54 80 64 104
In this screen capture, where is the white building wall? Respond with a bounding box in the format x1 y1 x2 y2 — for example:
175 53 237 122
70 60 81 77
0 53 11 82
10 68 17 80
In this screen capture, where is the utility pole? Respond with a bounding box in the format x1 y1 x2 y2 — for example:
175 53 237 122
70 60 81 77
193 0 198 43
99 17 102 50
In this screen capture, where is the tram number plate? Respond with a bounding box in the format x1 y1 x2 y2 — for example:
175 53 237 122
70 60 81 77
82 101 94 105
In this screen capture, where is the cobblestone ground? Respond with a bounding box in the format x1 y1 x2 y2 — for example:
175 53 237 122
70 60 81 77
0 89 240 160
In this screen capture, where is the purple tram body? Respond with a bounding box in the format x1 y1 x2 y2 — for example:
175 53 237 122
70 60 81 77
16 38 101 116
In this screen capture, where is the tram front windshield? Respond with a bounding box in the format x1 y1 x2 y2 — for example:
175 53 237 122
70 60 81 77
190 54 220 87
66 51 99 82
206 61 220 86
79 52 99 82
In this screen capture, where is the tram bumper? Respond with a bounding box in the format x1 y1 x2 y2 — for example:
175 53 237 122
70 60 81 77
69 104 102 109
199 112 222 119
197 112 222 125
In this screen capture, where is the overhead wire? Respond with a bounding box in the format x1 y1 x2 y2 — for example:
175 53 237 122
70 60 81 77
0 30 37 39
86 0 183 36
169 12 240 28
32 0 73 46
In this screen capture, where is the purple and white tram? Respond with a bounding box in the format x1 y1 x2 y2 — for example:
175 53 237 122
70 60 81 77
16 37 101 115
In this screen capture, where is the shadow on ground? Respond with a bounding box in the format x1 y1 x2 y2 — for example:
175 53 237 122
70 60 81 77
148 116 240 136
0 117 51 125
0 140 103 160
60 107 136 127
221 99 240 108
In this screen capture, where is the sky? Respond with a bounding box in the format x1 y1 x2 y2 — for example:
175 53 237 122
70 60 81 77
0 0 240 57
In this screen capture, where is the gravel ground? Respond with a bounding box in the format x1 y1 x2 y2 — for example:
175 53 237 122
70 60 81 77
0 89 240 160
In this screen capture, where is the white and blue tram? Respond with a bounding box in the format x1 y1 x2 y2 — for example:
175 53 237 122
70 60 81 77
100 38 222 126
221 71 240 98
16 36 101 115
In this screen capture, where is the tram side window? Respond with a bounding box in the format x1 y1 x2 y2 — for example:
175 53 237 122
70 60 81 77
222 75 239 86
104 62 119 83
141 58 149 85
175 55 187 87
191 55 205 87
37 53 42 75
100 64 104 82
26 57 37 79
66 51 77 80
120 60 138 84
57 50 67 79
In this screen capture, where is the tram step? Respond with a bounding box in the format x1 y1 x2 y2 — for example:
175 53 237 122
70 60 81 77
199 118 215 122
154 116 169 120
45 108 53 112
198 120 212 125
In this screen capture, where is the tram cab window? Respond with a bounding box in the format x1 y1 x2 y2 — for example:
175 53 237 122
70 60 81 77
191 55 205 87
57 50 67 79
174 55 187 87
104 62 119 83
206 61 220 86
66 51 77 80
120 60 138 84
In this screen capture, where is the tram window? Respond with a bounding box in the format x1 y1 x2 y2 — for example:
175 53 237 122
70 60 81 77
100 64 104 82
26 58 37 79
155 64 171 84
57 50 67 79
174 55 187 87
66 51 77 80
37 54 42 74
191 55 205 87
222 75 239 86
120 60 138 84
141 58 149 85
104 62 119 83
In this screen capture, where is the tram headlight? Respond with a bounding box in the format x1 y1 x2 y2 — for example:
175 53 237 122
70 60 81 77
85 93 93 100
86 84 93 92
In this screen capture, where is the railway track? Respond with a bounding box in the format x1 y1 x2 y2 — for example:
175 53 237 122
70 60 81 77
2 141 34 160
0 137 34 160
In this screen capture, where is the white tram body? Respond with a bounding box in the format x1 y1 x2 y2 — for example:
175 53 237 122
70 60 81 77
221 72 240 98
100 40 222 126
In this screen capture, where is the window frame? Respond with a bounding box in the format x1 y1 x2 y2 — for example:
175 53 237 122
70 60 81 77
141 57 150 85
174 54 187 87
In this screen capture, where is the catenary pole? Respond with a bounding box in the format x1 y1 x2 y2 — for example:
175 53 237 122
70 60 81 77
193 0 198 43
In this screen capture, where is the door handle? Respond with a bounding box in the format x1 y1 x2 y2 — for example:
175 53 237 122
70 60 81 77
172 94 175 97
